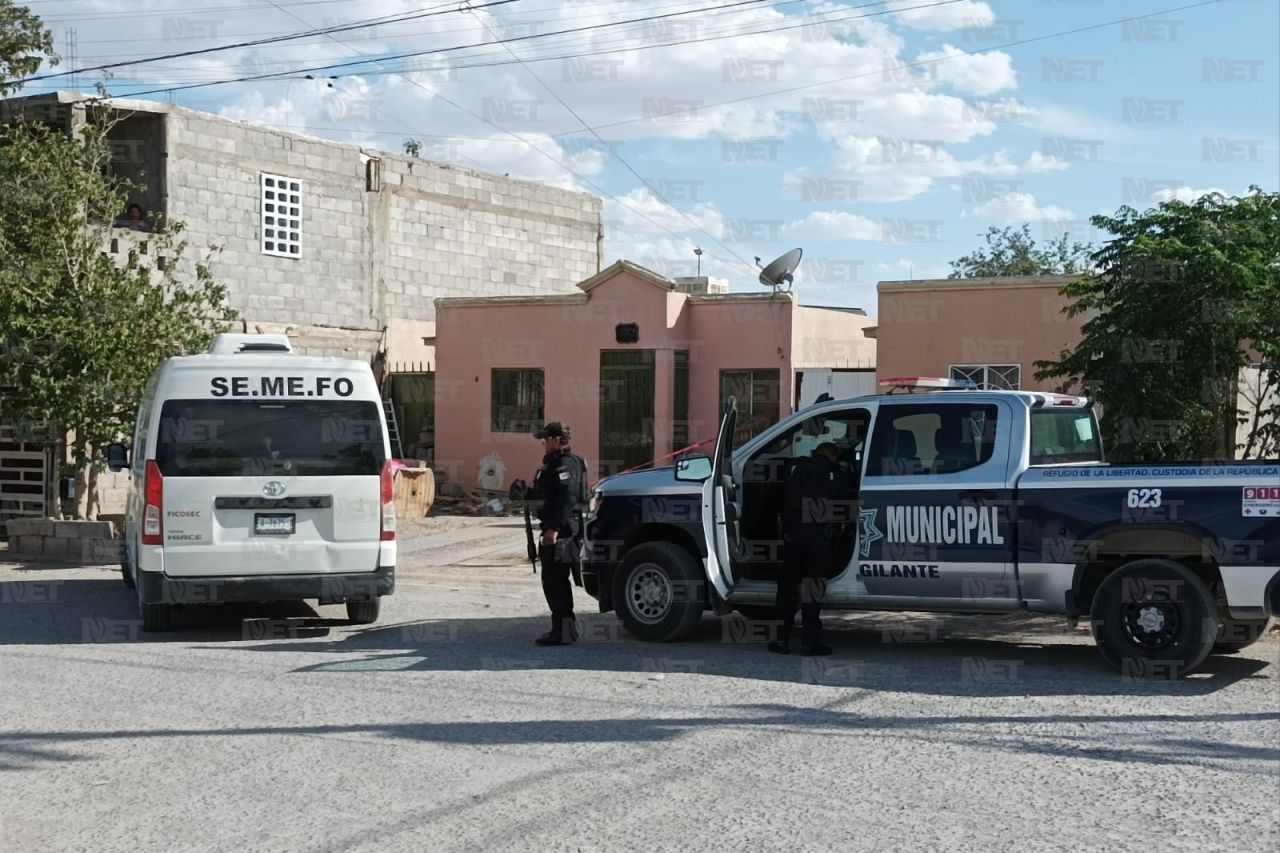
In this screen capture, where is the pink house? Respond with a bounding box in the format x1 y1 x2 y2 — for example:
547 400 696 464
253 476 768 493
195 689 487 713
433 260 877 491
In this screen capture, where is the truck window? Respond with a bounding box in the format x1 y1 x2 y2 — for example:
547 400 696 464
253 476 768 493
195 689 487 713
751 410 869 473
155 399 385 477
1029 409 1102 465
867 403 998 476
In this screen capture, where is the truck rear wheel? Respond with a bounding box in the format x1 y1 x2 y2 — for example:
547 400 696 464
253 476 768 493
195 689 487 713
347 598 381 625
613 541 705 643
1090 559 1216 678
120 541 136 590
1212 616 1274 654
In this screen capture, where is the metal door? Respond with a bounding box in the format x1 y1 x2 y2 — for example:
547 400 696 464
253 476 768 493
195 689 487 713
599 350 655 476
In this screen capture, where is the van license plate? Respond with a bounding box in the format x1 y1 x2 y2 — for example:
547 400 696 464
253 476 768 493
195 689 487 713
255 513 295 535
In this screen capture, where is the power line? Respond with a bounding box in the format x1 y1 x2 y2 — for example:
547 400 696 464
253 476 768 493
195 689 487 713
69 0 725 48
32 0 404 22
250 0 748 267
25 0 518 83
80 0 793 99
46 0 879 86
466 5 759 272
574 0 1229 133
273 0 950 84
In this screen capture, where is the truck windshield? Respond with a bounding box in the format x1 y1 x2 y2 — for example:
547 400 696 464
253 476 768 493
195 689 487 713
155 399 385 477
1030 409 1103 465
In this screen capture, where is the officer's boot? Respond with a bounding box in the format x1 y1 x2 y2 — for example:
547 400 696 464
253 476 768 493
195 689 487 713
535 615 578 647
799 603 832 656
768 611 793 655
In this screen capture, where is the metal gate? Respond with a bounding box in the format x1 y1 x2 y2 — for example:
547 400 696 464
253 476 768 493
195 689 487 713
599 350 655 477
0 423 50 525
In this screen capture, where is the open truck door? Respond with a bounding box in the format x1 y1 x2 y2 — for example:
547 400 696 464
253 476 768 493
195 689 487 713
700 397 739 602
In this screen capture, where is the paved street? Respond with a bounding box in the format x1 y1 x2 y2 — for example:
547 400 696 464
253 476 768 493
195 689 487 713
2 518 1277 853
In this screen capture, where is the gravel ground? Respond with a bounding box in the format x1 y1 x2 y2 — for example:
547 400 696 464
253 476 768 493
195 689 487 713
1 519 1277 853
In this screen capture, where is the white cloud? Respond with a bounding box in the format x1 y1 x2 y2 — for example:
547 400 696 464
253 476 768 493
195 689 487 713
59 0 1029 155
915 45 1016 96
604 188 724 239
783 135 1068 203
967 192 1075 222
1149 185 1230 203
782 211 881 241
886 0 996 31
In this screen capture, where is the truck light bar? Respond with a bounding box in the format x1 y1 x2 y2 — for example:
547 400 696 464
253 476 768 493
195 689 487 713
1030 393 1091 408
879 376 977 393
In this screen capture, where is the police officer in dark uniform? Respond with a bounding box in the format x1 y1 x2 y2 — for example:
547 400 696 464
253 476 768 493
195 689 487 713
530 422 587 647
769 442 852 656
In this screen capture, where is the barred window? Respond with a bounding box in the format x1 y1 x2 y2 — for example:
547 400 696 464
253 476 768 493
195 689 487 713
950 364 1021 390
491 369 544 433
261 173 302 258
720 368 781 445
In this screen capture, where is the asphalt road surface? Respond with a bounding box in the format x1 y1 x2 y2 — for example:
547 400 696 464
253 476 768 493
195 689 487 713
2 517 1278 853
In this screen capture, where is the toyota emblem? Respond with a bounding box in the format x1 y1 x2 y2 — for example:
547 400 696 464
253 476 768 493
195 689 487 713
263 481 286 497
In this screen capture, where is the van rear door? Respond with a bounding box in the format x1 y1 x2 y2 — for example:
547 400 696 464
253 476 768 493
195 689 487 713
153 398 387 576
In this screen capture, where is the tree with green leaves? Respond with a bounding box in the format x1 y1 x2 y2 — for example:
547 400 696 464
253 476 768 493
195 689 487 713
0 0 55 95
0 107 238 519
1035 188 1280 462
948 224 1093 278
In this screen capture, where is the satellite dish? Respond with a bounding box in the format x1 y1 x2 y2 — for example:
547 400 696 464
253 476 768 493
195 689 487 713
758 248 803 291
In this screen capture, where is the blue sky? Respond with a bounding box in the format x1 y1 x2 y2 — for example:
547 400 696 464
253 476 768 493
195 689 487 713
17 0 1280 313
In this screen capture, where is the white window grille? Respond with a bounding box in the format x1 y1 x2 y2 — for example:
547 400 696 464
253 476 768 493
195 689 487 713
260 173 302 258
950 364 1022 390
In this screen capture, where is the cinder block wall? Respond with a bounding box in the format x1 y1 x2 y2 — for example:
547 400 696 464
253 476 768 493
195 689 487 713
162 107 603 335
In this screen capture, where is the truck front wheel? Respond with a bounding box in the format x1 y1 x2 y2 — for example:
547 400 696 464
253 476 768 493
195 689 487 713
613 542 705 643
1090 559 1216 678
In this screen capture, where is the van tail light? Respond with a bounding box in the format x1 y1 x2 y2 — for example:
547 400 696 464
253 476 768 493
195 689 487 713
142 460 163 545
380 460 396 541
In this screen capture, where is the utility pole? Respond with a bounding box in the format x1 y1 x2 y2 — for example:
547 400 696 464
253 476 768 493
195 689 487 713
64 27 78 90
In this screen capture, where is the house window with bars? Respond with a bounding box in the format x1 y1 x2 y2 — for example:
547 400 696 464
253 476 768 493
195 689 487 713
720 369 781 444
491 369 545 433
950 364 1021 390
261 173 302 257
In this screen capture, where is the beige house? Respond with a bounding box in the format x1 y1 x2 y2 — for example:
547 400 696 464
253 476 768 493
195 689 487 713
873 274 1276 459
873 275 1086 392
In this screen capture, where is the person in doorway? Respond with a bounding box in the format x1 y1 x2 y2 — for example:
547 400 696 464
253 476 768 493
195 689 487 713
769 442 850 656
529 422 587 646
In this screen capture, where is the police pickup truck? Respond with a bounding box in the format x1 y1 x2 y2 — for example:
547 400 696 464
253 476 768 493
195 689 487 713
582 379 1280 677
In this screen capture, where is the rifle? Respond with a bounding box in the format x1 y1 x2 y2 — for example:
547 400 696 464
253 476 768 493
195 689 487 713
570 453 588 588
521 475 538 574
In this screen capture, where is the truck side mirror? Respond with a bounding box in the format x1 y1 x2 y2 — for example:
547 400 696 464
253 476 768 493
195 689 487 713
674 455 713 482
106 442 130 473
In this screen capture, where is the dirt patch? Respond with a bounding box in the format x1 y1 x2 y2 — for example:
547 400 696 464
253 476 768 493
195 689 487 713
397 515 519 541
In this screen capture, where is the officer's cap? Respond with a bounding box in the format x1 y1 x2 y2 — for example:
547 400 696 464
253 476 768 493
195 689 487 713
534 422 571 440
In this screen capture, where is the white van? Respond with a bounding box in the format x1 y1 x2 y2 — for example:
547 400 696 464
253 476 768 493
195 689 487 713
107 333 396 631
